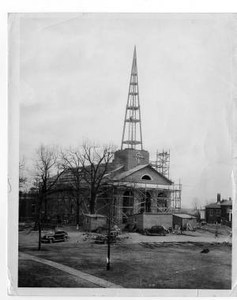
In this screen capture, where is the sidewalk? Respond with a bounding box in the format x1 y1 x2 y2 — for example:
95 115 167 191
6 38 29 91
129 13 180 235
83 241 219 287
19 252 123 288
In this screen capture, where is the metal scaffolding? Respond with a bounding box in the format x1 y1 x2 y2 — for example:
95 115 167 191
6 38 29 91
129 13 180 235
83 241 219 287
151 150 170 179
96 181 182 224
121 46 143 150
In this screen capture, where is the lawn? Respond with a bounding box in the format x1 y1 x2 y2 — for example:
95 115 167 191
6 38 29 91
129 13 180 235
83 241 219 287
19 235 232 289
18 259 98 288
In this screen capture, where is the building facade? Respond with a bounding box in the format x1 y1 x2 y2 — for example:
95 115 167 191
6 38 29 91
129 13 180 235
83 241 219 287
205 198 232 226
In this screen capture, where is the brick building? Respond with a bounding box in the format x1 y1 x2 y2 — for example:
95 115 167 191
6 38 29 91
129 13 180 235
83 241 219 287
205 197 232 225
19 190 37 223
205 202 221 224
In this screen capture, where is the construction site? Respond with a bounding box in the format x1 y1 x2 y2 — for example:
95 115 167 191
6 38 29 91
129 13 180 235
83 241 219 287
19 46 182 230
16 12 233 291
93 46 182 229
18 47 232 291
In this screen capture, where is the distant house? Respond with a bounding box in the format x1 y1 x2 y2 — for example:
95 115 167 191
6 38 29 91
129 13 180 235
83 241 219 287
205 198 232 225
205 203 221 223
220 200 232 224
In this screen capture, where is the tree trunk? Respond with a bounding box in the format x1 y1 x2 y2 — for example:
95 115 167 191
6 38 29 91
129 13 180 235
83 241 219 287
76 196 80 226
90 191 96 214
44 197 48 223
37 196 43 250
38 214 41 250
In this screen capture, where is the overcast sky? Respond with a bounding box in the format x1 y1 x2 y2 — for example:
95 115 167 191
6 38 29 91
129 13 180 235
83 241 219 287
18 13 235 207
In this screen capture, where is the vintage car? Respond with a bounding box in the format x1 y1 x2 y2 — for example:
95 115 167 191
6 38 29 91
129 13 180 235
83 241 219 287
41 230 69 243
95 231 118 244
95 225 121 235
145 225 168 236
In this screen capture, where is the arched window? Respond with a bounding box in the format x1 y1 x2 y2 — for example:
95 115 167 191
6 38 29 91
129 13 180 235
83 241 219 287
141 174 152 180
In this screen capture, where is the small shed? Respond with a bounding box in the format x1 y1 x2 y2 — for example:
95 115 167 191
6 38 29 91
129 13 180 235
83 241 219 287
173 214 197 230
127 213 173 231
83 214 107 232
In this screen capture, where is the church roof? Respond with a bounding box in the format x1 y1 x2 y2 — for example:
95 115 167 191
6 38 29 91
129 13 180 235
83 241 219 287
112 164 173 185
112 164 147 180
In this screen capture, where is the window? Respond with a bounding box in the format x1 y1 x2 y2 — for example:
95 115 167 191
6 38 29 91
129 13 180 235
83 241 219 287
209 209 213 216
141 174 152 180
141 191 151 213
157 192 167 212
123 190 134 223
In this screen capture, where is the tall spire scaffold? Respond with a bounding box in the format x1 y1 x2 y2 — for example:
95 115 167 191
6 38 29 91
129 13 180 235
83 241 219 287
121 46 143 150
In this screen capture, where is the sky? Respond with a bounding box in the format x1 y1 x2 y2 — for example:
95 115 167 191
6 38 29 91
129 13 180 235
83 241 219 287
18 13 236 208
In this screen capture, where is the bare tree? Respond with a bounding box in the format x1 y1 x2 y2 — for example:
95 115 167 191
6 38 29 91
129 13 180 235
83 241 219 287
192 197 200 221
80 142 116 214
34 144 63 250
60 148 85 228
192 197 199 210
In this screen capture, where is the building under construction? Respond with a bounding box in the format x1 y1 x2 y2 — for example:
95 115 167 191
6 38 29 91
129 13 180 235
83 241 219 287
19 47 182 229
94 46 182 227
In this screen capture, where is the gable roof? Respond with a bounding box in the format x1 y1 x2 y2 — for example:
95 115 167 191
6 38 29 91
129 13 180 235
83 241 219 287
220 200 232 206
104 165 124 179
112 164 147 180
112 164 173 185
206 203 221 209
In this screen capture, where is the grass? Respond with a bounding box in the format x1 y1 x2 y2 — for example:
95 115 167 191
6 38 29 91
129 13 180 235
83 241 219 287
18 259 98 287
19 238 232 289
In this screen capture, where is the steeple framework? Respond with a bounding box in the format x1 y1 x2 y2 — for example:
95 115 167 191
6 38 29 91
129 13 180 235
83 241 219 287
121 47 143 150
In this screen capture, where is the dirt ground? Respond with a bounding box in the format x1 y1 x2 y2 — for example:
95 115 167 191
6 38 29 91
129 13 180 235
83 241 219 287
18 223 232 247
18 225 232 289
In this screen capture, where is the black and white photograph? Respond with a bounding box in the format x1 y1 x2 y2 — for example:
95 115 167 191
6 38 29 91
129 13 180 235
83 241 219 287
7 12 237 295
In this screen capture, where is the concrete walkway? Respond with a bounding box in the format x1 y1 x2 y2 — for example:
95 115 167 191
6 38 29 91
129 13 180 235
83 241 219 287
19 252 122 288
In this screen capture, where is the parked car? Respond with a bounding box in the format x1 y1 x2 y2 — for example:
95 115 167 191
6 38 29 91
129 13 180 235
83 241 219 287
95 231 118 244
145 225 168 236
95 225 121 235
41 230 68 243
55 230 69 238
